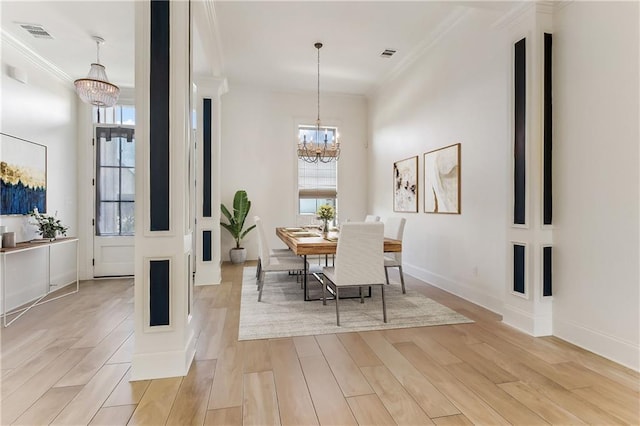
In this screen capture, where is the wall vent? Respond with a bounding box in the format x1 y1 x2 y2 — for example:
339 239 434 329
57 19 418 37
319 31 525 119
19 23 53 39
380 49 396 58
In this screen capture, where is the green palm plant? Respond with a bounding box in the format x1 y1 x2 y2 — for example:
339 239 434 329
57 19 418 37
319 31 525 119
220 190 256 249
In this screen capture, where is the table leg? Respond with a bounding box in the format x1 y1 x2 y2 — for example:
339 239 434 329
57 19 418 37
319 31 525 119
304 254 309 301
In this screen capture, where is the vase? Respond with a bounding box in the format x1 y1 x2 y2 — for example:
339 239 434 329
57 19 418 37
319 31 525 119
322 220 329 238
43 230 56 240
229 248 247 264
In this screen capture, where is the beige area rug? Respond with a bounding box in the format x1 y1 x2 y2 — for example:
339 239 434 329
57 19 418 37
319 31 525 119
238 267 472 340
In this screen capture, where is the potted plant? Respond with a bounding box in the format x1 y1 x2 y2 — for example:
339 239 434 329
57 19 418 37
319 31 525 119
29 208 68 240
221 190 256 264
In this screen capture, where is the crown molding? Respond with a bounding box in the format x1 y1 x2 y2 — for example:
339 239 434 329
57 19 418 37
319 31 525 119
372 6 472 98
491 1 536 29
1 29 72 84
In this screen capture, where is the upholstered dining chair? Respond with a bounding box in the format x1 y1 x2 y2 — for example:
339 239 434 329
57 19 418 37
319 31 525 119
383 216 406 294
254 217 307 302
253 216 297 279
322 222 387 326
364 215 380 222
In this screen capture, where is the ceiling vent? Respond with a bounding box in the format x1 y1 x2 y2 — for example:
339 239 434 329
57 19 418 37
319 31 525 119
19 23 53 39
380 49 397 58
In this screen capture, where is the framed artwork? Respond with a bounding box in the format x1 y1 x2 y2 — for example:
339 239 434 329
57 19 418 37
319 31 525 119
424 143 460 214
393 156 418 212
0 133 47 215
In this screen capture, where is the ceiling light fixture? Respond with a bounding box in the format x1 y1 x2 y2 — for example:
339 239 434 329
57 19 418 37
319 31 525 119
297 42 340 163
74 36 120 107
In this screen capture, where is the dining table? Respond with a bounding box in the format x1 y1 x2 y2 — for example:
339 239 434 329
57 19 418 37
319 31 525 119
275 227 402 301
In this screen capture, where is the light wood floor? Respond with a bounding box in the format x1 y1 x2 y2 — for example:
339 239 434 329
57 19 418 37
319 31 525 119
2 261 639 425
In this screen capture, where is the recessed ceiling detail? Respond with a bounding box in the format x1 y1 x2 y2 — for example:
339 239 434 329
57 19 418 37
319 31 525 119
380 49 397 58
18 23 53 39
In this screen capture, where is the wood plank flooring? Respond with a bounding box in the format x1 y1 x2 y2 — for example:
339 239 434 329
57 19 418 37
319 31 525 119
2 261 638 425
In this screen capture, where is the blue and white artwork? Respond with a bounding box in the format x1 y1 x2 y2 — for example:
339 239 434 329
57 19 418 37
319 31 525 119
0 133 47 215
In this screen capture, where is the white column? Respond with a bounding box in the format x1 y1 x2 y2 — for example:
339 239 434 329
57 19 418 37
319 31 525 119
194 77 228 286
503 4 554 336
131 0 195 380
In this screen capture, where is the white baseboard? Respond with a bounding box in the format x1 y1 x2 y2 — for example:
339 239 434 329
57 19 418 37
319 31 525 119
502 303 553 337
403 263 503 316
130 331 196 380
195 263 222 286
554 315 640 372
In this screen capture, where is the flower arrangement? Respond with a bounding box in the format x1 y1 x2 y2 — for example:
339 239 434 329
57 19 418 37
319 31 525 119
29 208 68 240
316 204 335 233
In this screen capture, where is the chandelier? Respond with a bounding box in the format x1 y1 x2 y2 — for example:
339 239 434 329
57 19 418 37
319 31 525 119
74 36 120 107
297 42 340 163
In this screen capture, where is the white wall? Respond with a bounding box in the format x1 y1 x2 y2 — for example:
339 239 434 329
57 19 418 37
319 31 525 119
368 8 509 314
220 85 368 261
552 1 639 370
1 39 78 311
369 2 639 370
1 43 78 242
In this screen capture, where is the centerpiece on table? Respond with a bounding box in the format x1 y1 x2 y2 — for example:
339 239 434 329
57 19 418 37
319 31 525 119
29 208 68 240
316 204 335 238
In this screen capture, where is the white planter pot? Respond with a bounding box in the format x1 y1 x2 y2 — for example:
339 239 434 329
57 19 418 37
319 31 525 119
229 248 247 264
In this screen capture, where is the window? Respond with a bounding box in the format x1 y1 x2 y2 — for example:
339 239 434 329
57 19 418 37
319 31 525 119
297 125 338 218
93 104 136 236
95 126 135 236
93 105 135 125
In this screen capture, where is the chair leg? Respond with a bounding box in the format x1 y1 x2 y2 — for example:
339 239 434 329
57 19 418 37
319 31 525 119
257 271 265 302
398 265 406 294
359 287 364 303
322 277 327 306
384 266 390 285
335 288 340 326
381 284 387 323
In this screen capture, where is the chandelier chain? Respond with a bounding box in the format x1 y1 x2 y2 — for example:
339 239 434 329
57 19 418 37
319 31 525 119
317 44 320 124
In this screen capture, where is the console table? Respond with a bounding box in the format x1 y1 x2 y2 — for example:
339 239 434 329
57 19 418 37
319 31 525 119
1 237 79 327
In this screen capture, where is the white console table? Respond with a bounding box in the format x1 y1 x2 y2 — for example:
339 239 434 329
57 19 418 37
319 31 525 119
1 237 79 327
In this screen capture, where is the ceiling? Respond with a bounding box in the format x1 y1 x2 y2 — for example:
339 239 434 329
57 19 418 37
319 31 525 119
1 1 519 97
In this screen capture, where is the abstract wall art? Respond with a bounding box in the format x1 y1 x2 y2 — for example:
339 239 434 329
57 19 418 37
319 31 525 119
424 143 460 214
393 156 418 213
0 133 47 215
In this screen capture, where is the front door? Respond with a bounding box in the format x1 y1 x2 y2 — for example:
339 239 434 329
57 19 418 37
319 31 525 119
93 125 135 277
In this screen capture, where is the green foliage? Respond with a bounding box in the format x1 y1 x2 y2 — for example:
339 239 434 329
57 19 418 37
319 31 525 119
28 208 68 239
220 190 256 249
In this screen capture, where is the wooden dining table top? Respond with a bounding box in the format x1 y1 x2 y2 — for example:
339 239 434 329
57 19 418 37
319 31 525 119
276 227 402 256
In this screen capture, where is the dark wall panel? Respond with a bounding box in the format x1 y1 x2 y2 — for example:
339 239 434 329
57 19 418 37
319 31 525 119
149 0 170 231
513 244 525 294
150 259 170 326
514 38 526 225
543 246 553 297
543 33 553 225
203 230 212 262
203 98 212 217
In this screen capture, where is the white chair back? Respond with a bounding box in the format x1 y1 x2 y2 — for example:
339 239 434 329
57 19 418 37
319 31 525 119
364 215 380 222
333 222 385 286
254 216 272 267
384 217 406 263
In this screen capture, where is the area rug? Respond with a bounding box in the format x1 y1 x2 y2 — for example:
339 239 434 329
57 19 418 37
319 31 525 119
238 267 472 340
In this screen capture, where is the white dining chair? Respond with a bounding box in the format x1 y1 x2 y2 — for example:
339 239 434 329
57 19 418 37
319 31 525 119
322 222 387 326
364 215 380 222
255 217 308 302
253 216 298 279
383 216 406 293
